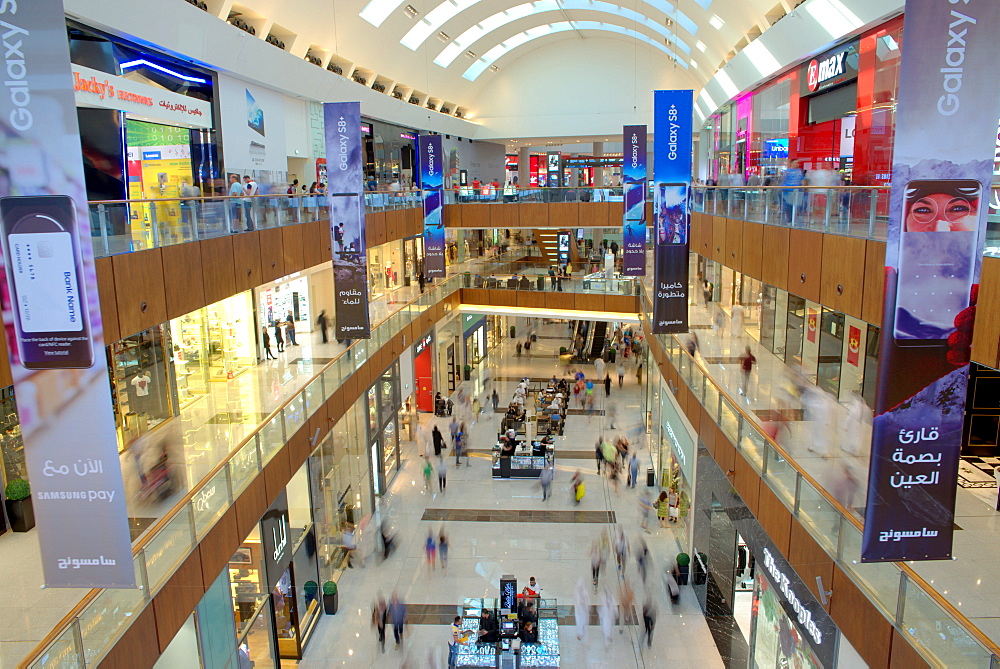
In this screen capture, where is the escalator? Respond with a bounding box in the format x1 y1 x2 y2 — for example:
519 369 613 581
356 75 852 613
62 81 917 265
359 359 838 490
590 321 608 359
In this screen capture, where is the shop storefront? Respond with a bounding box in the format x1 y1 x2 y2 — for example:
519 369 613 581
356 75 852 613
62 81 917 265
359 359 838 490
413 333 434 413
701 15 903 188
109 324 177 447
68 21 220 243
368 237 421 297
692 446 862 667
170 292 256 406
362 118 417 187
463 315 487 369
256 275 312 340
659 383 695 539
436 313 462 396
367 362 402 495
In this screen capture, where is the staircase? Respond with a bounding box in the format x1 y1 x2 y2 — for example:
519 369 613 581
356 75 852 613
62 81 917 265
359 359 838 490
534 229 560 265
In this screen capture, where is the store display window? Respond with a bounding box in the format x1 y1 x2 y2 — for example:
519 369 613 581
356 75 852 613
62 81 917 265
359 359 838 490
750 570 823 668
0 388 25 488
257 277 311 337
170 292 255 404
109 324 176 449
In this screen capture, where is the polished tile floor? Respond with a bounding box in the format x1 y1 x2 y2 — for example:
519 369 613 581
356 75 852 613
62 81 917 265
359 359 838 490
298 326 726 668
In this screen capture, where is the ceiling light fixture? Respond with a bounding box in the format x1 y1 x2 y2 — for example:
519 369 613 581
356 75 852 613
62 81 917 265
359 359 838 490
404 4 418 16
709 14 724 29
438 31 450 41
489 64 500 72
465 50 477 59
695 40 706 52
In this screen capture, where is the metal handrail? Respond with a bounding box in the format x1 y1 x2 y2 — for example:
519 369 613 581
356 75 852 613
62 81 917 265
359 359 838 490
637 293 1000 661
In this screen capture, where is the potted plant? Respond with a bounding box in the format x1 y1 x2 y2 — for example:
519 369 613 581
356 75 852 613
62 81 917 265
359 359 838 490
509 325 516 338
322 581 338 615
463 364 472 381
675 552 690 585
4 478 34 532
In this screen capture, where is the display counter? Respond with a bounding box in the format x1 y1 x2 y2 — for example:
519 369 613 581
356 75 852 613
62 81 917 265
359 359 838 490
457 598 560 668
491 442 553 479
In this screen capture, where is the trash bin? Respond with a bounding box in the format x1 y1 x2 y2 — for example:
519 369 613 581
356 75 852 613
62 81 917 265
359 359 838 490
646 468 655 487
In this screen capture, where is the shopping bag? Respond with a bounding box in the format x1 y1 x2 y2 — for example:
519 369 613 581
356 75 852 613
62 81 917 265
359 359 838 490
575 481 586 501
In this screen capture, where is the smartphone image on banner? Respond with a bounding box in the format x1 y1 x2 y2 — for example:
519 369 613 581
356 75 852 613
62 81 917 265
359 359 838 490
656 182 688 246
624 182 645 222
424 191 442 228
893 179 980 346
0 195 94 369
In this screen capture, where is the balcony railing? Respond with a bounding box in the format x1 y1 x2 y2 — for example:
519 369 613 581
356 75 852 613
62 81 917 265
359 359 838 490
642 294 1000 667
19 254 638 669
691 185 890 241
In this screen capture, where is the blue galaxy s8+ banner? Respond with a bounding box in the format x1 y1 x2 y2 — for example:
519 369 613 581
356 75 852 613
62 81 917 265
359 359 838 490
324 102 371 339
861 0 1000 562
419 135 446 278
652 91 693 334
0 0 134 587
622 125 647 276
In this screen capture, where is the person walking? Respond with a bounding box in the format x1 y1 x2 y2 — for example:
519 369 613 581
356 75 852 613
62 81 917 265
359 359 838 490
449 416 459 449
448 615 463 668
604 373 612 397
629 452 639 489
638 490 653 534
591 540 604 589
516 341 522 357
595 438 604 475
425 531 437 573
574 578 591 642
227 174 244 232
454 423 465 467
636 362 643 385
491 389 499 412
272 322 285 353
438 529 449 569
316 310 329 343
242 175 258 231
739 345 757 396
598 588 615 647
262 328 276 359
642 596 657 649
437 457 448 492
595 356 606 381
418 272 425 294
656 491 669 528
539 464 554 501
668 487 680 524
422 457 433 491
389 592 407 650
617 362 625 387
432 425 445 457
372 595 388 653
285 311 297 346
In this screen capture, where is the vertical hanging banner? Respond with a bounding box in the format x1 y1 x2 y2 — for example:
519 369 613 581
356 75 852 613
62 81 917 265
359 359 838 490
0 0 134 587
862 0 1000 562
652 90 693 334
324 102 370 339
546 151 562 188
419 135 446 278
622 125 648 275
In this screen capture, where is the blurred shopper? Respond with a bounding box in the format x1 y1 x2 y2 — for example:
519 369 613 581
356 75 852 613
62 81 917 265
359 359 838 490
656 491 669 528
642 596 657 649
574 578 591 641
540 464 554 501
598 588 615 647
390 591 408 650
591 539 604 589
438 529 449 569
272 321 284 353
372 594 388 653
437 457 448 492
425 531 437 573
738 345 756 397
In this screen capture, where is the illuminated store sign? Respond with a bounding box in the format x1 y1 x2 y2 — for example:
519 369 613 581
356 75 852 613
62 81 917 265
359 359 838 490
71 64 213 129
802 41 859 96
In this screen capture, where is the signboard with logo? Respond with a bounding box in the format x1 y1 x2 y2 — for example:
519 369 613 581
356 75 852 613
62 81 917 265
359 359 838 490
652 90 693 334
0 0 134 587
72 64 213 129
324 102 371 339
419 135 446 278
801 41 859 96
862 0 1000 562
500 575 517 611
217 75 287 173
622 125 647 276
261 491 292 586
546 152 562 187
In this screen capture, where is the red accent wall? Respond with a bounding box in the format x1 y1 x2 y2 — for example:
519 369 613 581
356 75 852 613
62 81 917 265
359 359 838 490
415 347 433 412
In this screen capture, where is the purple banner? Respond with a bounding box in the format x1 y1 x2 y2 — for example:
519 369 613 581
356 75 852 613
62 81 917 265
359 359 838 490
419 135 446 278
0 0 134 587
622 125 647 275
652 91 693 334
324 103 370 339
862 0 1000 562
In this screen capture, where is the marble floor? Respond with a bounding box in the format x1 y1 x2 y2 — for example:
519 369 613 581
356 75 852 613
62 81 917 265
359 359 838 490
298 323 726 668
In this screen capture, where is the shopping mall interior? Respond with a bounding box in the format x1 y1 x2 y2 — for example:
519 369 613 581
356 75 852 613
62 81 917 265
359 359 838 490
2 0 1000 667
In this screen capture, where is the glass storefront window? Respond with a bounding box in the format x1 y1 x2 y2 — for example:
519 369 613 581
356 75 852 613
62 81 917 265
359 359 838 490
257 277 311 337
382 419 399 478
239 600 276 669
863 324 880 408
751 570 823 668
784 294 805 369
109 324 176 449
170 292 255 407
817 308 845 397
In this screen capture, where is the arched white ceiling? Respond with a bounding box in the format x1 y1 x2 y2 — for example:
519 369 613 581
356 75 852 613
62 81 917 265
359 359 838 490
389 0 700 51
434 0 691 69
463 21 687 81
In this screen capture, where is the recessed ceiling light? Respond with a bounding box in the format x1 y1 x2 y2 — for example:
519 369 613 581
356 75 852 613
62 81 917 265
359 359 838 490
695 40 706 52
465 50 477 59
437 31 450 41
690 59 698 68
404 4 418 16
489 64 499 72
665 18 673 26
709 14 724 29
